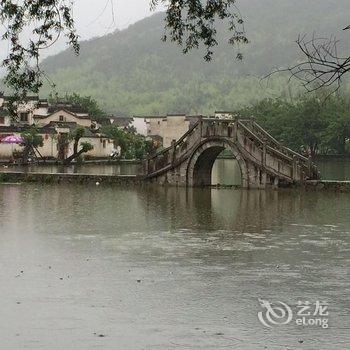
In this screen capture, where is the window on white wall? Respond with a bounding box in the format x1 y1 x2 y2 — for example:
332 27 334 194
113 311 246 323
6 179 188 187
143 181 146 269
20 113 29 122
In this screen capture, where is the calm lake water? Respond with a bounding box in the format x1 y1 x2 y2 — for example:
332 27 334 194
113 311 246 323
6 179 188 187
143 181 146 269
0 183 349 349
1 158 349 182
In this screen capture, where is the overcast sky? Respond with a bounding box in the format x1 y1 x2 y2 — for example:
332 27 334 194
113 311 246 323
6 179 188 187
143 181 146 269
0 0 163 72
73 0 163 40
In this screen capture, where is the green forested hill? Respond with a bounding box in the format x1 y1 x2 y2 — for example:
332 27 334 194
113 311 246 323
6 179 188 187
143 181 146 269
41 0 350 115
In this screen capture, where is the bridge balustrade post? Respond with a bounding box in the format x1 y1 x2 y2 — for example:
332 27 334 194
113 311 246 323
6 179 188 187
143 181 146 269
292 155 298 180
145 158 149 174
308 156 312 177
233 122 238 142
171 139 176 165
262 142 266 166
213 120 217 136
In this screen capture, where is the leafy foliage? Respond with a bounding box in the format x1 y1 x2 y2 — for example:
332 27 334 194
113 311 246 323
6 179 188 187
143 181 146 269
239 94 350 156
0 0 79 113
49 92 107 121
80 141 94 153
102 124 155 159
59 126 94 164
150 0 246 61
20 127 44 163
21 127 44 149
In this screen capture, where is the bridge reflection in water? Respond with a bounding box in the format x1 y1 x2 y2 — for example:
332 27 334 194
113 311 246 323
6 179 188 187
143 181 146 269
212 157 242 186
140 184 319 235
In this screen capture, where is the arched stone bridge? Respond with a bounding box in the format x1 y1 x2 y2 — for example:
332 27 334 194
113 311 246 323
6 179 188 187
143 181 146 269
143 118 319 188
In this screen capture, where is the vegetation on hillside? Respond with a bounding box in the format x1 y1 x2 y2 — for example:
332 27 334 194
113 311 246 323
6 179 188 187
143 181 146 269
39 0 350 115
0 0 248 108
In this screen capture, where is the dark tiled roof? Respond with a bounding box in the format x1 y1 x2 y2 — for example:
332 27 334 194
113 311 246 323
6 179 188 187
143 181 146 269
34 109 91 120
134 114 192 119
47 103 88 115
37 99 49 107
110 116 133 127
133 115 163 119
166 114 186 117
41 121 78 129
41 121 110 139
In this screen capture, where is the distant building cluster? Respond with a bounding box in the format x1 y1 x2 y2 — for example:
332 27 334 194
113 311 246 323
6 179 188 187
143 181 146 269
109 111 235 148
0 94 115 160
0 92 236 160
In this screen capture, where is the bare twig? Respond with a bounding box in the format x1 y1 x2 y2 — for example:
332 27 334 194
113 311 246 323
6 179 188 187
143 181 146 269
266 32 350 94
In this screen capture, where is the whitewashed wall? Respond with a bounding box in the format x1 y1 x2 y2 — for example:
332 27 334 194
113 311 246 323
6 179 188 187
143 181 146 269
0 133 115 159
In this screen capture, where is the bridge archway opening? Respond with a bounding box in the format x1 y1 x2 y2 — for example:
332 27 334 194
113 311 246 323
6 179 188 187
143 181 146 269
191 144 244 187
212 150 242 187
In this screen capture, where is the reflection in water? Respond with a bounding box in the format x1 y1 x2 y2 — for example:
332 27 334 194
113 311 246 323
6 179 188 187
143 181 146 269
0 158 350 181
316 160 350 181
212 158 242 186
0 162 142 175
1 184 349 349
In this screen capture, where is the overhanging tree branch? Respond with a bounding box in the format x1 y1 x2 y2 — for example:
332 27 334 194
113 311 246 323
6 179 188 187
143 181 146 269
267 30 350 93
151 0 247 61
0 0 79 114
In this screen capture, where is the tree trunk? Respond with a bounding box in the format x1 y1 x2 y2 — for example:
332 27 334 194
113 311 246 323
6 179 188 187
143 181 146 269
63 148 85 165
22 145 30 165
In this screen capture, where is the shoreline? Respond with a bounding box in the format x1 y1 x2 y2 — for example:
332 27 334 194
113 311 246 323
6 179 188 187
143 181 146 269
0 171 349 192
0 158 142 166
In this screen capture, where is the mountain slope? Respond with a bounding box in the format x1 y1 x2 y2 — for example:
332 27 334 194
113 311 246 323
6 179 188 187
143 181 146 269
41 0 350 115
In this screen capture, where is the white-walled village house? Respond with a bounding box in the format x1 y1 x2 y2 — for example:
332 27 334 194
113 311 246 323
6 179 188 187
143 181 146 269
0 94 115 160
132 114 210 148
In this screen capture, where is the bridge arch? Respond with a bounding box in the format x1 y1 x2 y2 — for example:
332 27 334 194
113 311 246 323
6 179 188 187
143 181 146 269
186 138 248 187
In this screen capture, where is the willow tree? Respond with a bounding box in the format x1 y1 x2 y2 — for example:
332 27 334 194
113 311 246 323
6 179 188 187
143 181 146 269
0 0 247 114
